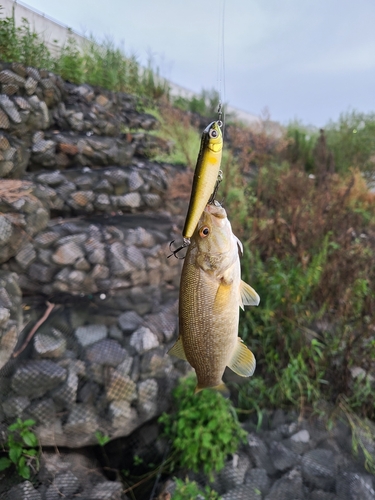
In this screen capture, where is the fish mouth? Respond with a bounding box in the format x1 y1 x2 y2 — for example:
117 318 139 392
205 203 227 220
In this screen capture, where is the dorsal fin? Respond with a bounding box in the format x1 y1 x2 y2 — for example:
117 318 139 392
227 338 256 377
239 280 260 310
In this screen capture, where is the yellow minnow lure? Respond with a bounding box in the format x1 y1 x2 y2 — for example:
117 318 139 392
182 121 223 242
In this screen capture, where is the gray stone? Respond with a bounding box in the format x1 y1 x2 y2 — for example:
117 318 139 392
29 263 56 283
0 69 25 86
26 207 49 235
25 76 38 94
0 215 12 245
247 434 276 475
2 396 30 418
270 440 299 471
222 484 261 500
37 171 65 185
118 310 143 333
130 326 159 353
86 339 127 366
34 328 67 358
126 245 146 269
245 468 270 497
112 192 141 208
32 139 55 154
309 491 339 500
301 448 337 491
15 242 36 269
265 468 304 500
336 471 375 500
45 471 80 500
128 170 143 190
11 361 67 399
88 481 123 500
25 398 55 425
6 481 42 500
0 94 21 123
109 400 137 430
52 369 79 409
143 193 162 207
34 231 59 248
75 324 107 346
106 370 137 402
291 429 310 443
52 242 84 265
0 306 10 326
218 452 251 493
137 379 158 418
64 404 98 435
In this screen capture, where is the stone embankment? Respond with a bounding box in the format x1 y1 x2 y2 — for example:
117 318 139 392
0 62 374 499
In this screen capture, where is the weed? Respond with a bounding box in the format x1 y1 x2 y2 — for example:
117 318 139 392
172 477 221 500
95 430 110 447
0 418 39 479
159 375 246 481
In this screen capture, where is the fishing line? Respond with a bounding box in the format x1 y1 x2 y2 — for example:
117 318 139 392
217 0 226 138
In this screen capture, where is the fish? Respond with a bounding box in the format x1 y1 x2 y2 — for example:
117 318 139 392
182 121 223 242
169 202 260 393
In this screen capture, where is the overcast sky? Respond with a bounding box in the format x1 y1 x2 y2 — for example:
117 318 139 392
22 0 375 127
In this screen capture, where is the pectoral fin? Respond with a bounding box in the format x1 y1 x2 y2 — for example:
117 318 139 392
239 280 260 310
228 338 256 377
168 336 187 360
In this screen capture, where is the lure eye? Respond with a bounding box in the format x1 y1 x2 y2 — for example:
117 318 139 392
199 226 210 238
209 129 218 139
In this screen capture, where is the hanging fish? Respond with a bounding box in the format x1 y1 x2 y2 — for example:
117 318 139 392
182 121 223 242
169 202 259 393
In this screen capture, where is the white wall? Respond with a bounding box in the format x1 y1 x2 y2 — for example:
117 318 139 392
0 0 260 125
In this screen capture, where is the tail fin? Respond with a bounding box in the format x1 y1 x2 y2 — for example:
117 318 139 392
195 381 230 398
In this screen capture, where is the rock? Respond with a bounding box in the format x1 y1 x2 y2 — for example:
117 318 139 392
129 326 159 354
2 396 30 418
0 306 10 326
64 404 98 435
70 190 95 206
265 468 304 500
52 368 79 409
126 245 146 270
0 94 21 123
37 171 65 185
301 448 337 491
86 339 127 366
247 434 276 475
88 481 123 500
270 440 299 471
6 481 42 500
0 215 12 245
45 471 80 500
222 484 261 500
112 192 141 208
75 324 107 346
34 231 60 248
118 310 143 333
218 452 251 493
245 468 270 497
109 400 137 430
34 328 67 358
128 170 143 190
11 361 67 399
106 370 137 402
52 242 84 265
291 429 310 443
15 242 36 269
25 398 55 425
336 471 375 500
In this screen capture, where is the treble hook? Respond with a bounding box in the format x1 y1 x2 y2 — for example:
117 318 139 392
208 170 223 205
167 238 190 259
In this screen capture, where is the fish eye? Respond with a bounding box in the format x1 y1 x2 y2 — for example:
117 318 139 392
209 129 218 138
199 226 210 238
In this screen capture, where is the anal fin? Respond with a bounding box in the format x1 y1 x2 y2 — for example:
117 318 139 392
228 338 256 377
240 280 260 310
168 336 187 361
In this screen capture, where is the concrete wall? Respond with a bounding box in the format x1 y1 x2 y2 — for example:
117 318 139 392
1 0 260 124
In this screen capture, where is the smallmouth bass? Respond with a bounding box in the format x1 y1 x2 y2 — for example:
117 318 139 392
170 203 259 393
182 121 223 241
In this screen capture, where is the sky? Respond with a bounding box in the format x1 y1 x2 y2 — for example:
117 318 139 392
19 0 375 127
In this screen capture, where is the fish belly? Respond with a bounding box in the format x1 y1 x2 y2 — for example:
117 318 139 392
179 262 239 389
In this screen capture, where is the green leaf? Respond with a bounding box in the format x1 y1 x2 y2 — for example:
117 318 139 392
0 457 12 471
18 464 30 479
9 444 22 463
22 431 38 447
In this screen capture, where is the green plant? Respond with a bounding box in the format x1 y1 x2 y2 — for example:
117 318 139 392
159 375 246 481
0 418 39 479
172 477 221 500
95 430 110 447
